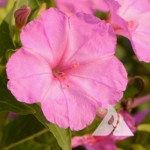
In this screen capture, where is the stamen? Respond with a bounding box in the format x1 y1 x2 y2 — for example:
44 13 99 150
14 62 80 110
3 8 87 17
127 20 138 32
71 60 79 70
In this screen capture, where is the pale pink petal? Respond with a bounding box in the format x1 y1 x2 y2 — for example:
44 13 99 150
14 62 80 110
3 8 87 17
6 48 51 79
21 19 54 66
93 0 109 12
7 74 52 103
84 135 117 150
55 0 94 15
117 0 150 17
66 56 127 108
106 0 150 62
55 0 109 15
6 47 52 103
59 12 117 68
41 79 97 130
41 8 68 67
72 136 85 148
130 12 150 62
105 0 131 39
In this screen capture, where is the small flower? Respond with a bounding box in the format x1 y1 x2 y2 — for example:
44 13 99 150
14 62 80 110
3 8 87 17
0 0 7 8
105 0 150 62
72 109 150 149
14 5 31 29
7 8 127 130
72 134 117 150
55 0 109 15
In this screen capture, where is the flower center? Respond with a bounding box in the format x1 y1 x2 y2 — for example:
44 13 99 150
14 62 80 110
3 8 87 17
53 70 67 80
52 60 79 88
126 20 138 32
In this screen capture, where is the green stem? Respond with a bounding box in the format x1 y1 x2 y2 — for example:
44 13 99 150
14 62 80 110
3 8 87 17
4 129 48 150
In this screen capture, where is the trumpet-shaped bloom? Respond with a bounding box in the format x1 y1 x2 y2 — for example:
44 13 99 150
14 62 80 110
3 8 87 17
55 0 109 15
6 8 127 130
106 0 150 62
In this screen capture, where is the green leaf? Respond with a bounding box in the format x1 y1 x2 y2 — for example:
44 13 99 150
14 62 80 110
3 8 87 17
137 124 150 133
132 144 145 150
1 115 61 150
0 77 35 115
30 104 72 150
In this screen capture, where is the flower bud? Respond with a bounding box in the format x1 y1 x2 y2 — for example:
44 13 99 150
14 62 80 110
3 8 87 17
0 0 7 8
14 5 31 29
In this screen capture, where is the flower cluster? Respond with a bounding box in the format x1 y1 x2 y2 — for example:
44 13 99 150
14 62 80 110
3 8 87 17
6 0 150 134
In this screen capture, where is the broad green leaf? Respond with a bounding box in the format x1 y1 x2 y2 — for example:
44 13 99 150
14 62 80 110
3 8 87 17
0 77 35 115
137 124 150 132
30 104 72 150
1 115 61 150
132 144 145 150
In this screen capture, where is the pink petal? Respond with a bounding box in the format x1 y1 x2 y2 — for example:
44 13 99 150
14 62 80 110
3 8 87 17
6 48 52 103
6 48 51 79
117 0 150 17
84 135 117 150
7 74 52 103
106 0 131 39
55 0 94 15
41 8 68 67
72 136 85 148
67 56 127 108
59 12 117 68
131 12 150 62
55 0 109 15
41 79 97 130
107 0 150 62
21 18 54 66
93 0 109 12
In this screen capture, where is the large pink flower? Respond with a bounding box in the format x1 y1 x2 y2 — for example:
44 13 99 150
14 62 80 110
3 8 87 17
105 0 150 62
55 0 109 15
6 8 127 130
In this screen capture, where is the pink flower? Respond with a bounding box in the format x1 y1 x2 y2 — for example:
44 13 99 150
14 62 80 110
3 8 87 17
72 134 117 150
55 0 109 16
6 8 127 130
106 0 150 62
0 0 7 7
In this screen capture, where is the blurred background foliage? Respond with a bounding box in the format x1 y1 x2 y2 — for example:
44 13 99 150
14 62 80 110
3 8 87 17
0 0 150 150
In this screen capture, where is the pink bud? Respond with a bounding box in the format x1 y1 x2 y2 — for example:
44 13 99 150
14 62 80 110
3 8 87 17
0 0 7 7
14 5 31 29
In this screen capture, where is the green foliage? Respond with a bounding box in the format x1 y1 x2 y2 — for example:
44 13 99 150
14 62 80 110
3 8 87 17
1 115 61 150
137 124 150 133
132 144 145 150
